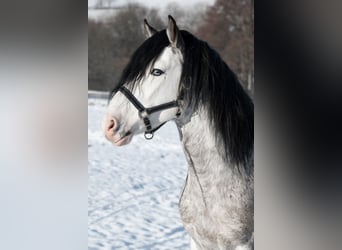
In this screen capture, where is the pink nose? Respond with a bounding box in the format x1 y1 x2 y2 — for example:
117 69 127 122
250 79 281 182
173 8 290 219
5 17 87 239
104 116 119 140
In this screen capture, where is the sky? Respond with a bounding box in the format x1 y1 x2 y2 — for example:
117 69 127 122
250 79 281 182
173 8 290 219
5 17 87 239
88 0 215 9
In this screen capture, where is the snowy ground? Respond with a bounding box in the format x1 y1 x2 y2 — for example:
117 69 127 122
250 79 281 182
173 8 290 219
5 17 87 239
88 98 189 250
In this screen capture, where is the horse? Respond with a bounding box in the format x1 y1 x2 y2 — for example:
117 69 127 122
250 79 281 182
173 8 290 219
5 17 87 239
103 16 254 250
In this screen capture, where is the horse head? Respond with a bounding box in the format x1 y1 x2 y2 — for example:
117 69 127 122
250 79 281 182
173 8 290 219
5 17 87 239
104 16 184 146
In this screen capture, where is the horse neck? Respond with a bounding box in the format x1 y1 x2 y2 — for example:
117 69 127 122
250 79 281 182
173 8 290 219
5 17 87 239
176 106 253 212
177 107 229 177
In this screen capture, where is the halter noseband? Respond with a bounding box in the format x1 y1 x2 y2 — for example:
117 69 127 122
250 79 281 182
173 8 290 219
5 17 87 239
118 86 181 140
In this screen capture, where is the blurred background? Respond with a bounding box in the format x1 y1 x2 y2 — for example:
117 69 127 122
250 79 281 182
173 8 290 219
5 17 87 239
0 1 87 250
88 0 254 96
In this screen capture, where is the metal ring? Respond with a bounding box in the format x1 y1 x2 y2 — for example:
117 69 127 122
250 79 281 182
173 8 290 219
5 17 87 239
144 131 154 140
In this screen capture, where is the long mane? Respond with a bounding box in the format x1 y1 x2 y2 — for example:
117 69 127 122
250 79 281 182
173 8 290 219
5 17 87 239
112 30 254 172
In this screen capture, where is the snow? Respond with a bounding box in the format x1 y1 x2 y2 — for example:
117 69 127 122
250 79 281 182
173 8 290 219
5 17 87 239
88 97 189 249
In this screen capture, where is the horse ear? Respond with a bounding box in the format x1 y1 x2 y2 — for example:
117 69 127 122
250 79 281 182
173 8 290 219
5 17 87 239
166 15 184 50
144 19 157 38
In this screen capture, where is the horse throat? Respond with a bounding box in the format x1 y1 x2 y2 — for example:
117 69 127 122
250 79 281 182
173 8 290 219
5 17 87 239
177 107 227 174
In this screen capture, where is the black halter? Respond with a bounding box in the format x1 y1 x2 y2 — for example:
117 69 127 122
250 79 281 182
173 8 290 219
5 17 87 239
118 86 181 140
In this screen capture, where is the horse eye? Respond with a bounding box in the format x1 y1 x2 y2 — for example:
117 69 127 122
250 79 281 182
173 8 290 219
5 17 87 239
151 68 164 76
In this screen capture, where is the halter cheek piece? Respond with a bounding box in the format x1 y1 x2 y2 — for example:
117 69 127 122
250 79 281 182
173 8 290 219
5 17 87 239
118 86 181 140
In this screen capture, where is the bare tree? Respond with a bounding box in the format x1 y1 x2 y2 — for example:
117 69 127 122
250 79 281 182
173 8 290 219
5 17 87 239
88 4 164 91
197 0 254 95
105 4 163 57
163 2 208 33
88 19 117 90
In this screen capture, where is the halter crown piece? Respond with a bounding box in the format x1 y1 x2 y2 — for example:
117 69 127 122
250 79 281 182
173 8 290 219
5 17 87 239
118 86 181 140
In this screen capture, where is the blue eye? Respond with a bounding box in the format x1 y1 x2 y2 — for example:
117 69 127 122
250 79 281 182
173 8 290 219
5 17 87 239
151 68 164 76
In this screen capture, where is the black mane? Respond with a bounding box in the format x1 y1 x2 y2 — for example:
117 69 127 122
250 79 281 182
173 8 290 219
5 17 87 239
112 30 254 172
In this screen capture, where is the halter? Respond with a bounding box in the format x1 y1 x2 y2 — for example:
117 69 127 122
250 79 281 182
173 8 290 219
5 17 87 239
118 86 181 140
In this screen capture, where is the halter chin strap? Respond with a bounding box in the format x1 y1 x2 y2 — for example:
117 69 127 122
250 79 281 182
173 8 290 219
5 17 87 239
118 86 181 140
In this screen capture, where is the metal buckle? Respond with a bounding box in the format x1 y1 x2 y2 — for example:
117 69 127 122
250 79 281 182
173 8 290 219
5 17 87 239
175 108 181 117
138 110 148 119
144 131 154 140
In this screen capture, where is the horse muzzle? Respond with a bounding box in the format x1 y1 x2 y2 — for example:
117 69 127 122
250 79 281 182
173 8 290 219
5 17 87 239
103 115 133 146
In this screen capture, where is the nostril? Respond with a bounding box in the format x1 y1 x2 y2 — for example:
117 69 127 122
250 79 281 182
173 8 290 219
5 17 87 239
107 119 115 131
107 118 120 133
